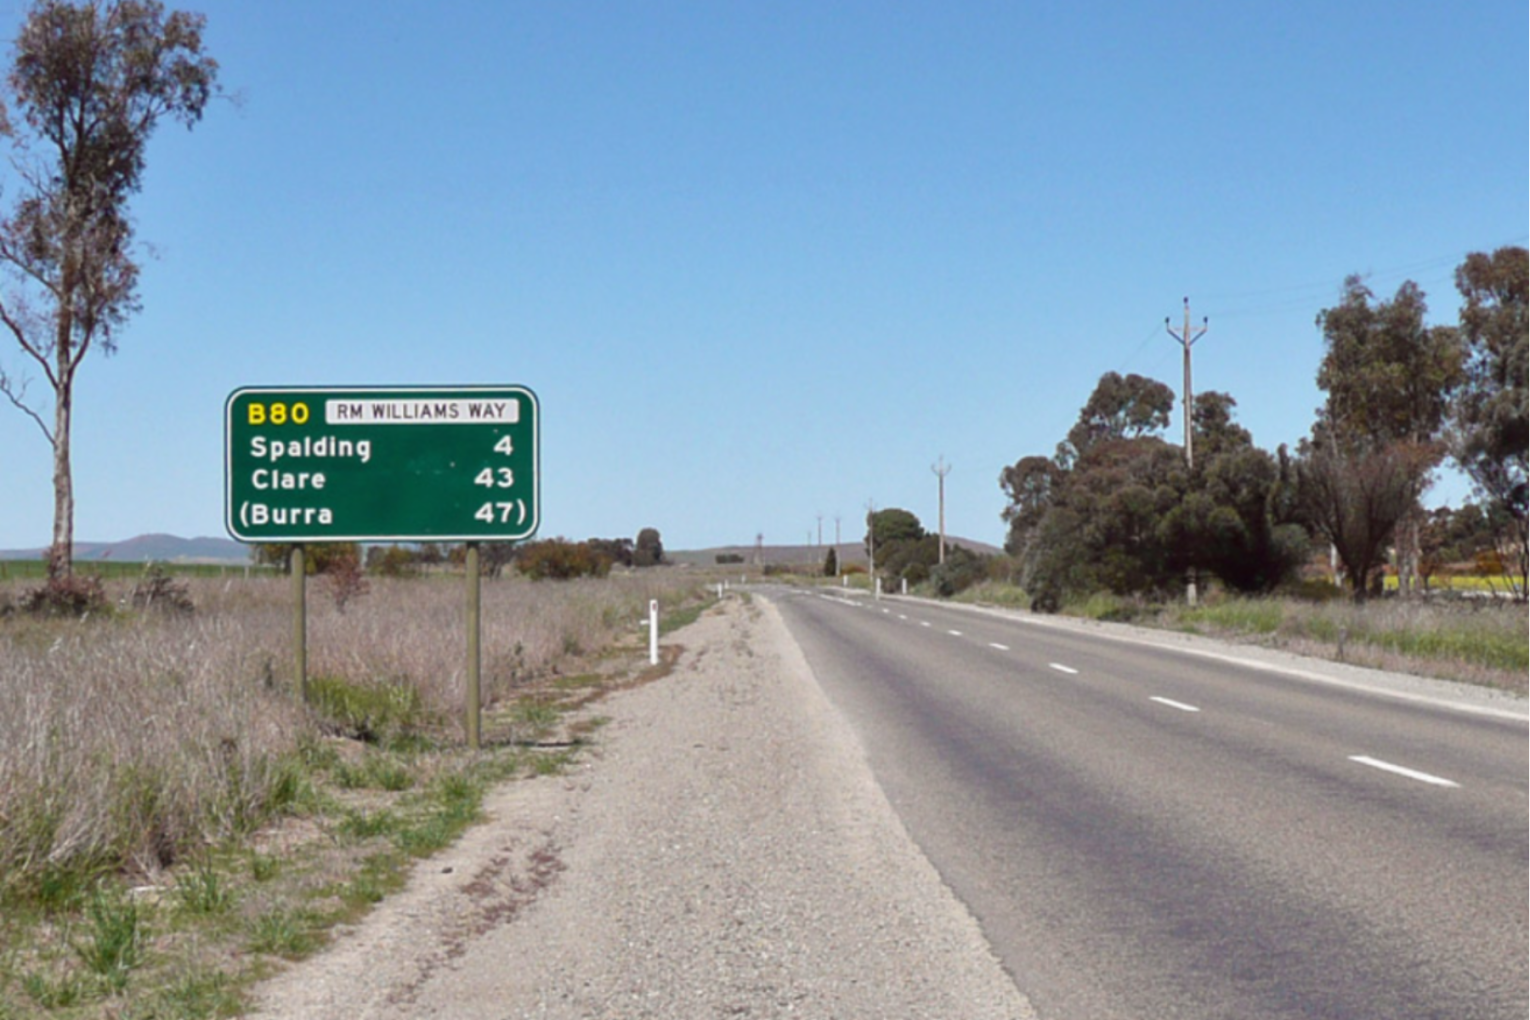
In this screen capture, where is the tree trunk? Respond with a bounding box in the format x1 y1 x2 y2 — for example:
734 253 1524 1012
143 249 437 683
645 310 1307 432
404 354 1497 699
49 383 73 580
49 299 75 581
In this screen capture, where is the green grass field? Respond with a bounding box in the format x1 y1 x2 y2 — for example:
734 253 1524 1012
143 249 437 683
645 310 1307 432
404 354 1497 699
0 559 267 581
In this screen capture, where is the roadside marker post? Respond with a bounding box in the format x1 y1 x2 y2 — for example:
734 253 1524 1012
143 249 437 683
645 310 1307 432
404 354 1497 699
649 600 659 666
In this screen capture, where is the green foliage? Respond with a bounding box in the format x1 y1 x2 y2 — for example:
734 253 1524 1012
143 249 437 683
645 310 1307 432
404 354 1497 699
338 808 402 842
150 967 242 1019
0 1 220 580
1306 275 1465 597
823 546 838 576
246 852 280 884
1296 440 1433 600
877 533 940 586
1315 276 1463 449
247 907 322 959
338 853 401 910
1000 455 1062 557
174 860 236 918
929 546 988 597
1450 245 1528 593
249 543 363 575
866 508 926 577
587 537 635 568
332 750 416 792
21 968 91 1008
633 527 665 567
1056 371 1175 467
509 698 562 741
307 675 427 743
73 883 144 993
1008 375 1307 606
366 544 418 577
1168 441 1309 593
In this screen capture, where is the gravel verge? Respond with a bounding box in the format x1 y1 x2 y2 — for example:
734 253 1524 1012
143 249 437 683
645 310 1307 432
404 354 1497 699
251 595 1037 1019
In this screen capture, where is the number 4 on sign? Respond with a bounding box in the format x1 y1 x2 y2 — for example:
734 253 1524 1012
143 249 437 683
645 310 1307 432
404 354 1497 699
494 435 513 455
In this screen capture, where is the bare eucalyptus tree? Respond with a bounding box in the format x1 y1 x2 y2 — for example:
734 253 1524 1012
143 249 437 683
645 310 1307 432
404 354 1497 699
0 0 217 578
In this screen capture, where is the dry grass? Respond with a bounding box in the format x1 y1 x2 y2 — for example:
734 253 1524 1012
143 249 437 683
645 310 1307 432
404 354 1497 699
1169 594 1529 695
1042 588 1528 696
0 568 710 1018
0 571 702 899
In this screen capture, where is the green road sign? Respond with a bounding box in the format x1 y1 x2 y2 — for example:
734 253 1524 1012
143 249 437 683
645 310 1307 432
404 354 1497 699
225 386 539 543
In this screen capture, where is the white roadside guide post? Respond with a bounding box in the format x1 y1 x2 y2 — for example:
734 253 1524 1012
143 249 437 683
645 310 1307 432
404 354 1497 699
649 599 659 665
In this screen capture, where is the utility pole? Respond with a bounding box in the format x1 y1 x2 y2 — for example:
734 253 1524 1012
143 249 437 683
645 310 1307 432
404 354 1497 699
816 513 823 547
1165 297 1209 469
1166 297 1209 605
931 455 952 565
865 498 877 593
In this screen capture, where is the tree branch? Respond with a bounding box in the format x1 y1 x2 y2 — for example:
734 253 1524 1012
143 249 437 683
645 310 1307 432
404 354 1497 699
0 367 54 443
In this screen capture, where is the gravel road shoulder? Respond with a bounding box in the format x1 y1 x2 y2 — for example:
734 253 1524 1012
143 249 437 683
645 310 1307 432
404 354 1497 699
251 595 1036 1019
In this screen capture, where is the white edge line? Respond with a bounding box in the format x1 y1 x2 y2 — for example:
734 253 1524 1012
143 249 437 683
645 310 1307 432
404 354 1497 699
1049 663 1079 675
1150 696 1201 713
1348 755 1459 788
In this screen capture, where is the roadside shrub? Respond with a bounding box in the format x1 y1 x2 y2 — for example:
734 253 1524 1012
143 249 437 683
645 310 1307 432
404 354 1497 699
20 573 108 617
307 675 427 744
127 565 195 615
1280 576 1346 603
929 546 988 597
516 539 612 580
367 545 418 577
322 550 370 613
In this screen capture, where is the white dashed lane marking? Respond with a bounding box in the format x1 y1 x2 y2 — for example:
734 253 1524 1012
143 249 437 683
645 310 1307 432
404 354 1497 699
1150 696 1201 713
1349 755 1460 788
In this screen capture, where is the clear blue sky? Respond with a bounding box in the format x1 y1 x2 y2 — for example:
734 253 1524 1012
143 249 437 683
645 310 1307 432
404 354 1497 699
1 0 1525 553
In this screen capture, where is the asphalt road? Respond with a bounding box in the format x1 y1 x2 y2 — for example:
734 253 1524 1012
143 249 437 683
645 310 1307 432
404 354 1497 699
768 587 1529 1020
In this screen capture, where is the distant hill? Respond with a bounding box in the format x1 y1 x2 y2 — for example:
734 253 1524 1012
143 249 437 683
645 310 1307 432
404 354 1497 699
0 534 250 564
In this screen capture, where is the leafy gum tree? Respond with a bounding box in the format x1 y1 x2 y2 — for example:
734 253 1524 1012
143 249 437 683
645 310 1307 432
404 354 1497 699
634 527 664 567
864 507 924 560
1303 276 1464 597
0 0 218 579
1450 246 1527 595
1007 375 1304 607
